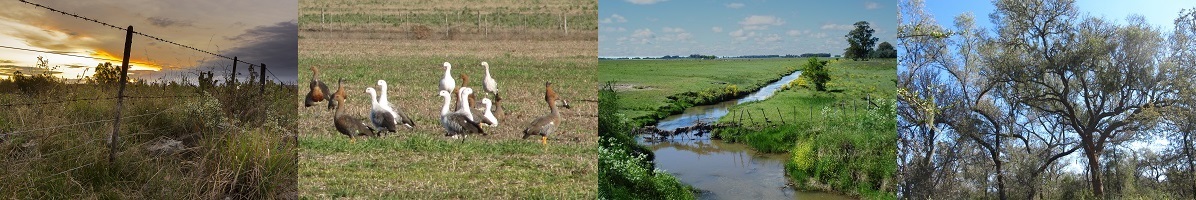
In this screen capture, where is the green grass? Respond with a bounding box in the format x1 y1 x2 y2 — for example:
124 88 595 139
297 54 597 198
715 59 897 199
598 58 805 125
299 134 594 198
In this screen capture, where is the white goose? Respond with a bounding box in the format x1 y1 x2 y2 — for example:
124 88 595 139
479 98 498 127
365 87 396 136
439 62 455 93
482 62 498 97
456 87 477 121
438 90 483 138
376 80 415 128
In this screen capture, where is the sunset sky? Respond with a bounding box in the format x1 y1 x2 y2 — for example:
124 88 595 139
0 0 297 83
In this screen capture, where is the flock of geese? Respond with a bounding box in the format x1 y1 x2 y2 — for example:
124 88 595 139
304 62 568 145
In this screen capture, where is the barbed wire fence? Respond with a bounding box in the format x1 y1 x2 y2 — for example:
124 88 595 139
3 0 292 167
641 97 887 141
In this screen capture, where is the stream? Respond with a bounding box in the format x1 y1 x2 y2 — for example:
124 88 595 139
637 71 852 199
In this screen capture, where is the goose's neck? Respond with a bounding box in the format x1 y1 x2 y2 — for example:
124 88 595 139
457 93 472 114
484 66 491 77
443 66 452 78
441 96 452 116
548 99 559 117
378 86 389 103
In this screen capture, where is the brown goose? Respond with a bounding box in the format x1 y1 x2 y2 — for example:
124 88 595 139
329 76 346 110
438 90 484 139
453 73 478 112
334 78 374 143
304 66 330 108
523 82 564 145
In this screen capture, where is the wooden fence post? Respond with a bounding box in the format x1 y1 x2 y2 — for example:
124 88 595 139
231 57 238 84
777 107 785 124
110 26 133 165
259 63 266 95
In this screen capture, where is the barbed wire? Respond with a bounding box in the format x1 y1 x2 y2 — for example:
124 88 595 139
16 0 261 68
0 94 203 107
2 101 187 136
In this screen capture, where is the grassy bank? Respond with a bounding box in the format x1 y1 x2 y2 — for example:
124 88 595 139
716 59 897 199
597 58 803 125
598 83 695 199
0 78 297 198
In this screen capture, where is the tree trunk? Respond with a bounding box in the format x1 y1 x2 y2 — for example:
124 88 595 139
1084 141 1105 197
995 134 1006 200
1185 133 1195 198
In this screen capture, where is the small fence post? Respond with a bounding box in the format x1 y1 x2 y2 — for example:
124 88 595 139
231 56 238 84
110 25 133 165
777 107 785 124
259 63 266 96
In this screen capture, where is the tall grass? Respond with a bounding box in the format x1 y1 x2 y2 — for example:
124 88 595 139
0 75 296 199
597 83 695 199
714 59 897 199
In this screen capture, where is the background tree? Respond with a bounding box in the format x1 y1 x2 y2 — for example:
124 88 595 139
800 57 830 91
845 21 879 61
91 62 120 84
874 41 898 58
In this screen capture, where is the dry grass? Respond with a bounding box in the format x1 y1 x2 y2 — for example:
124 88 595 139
0 82 297 199
297 0 596 198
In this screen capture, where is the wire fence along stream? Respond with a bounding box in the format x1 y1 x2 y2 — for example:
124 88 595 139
638 97 889 141
2 0 291 169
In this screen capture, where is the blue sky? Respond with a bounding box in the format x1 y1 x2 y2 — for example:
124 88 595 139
598 0 897 57
925 0 1196 32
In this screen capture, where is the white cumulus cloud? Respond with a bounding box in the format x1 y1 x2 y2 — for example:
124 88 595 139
712 26 723 32
821 23 855 31
726 3 745 9
626 0 668 5
600 14 628 24
865 2 880 10
739 15 785 30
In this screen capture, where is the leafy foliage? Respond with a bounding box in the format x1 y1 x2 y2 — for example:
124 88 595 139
801 58 831 91
845 21 879 61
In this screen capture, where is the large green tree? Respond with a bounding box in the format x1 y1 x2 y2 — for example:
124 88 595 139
987 0 1187 197
874 41 897 58
845 21 879 61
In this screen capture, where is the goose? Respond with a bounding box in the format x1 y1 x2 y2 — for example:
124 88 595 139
376 80 416 128
329 76 347 110
479 98 498 127
304 66 330 108
334 78 374 143
523 82 564 145
456 87 477 121
438 90 484 139
439 62 455 93
454 73 478 112
365 87 396 136
482 62 498 97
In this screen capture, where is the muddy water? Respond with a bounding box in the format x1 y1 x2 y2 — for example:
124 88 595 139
639 71 852 199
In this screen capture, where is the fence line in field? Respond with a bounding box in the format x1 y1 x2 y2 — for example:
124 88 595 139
643 99 888 141
6 1 288 165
